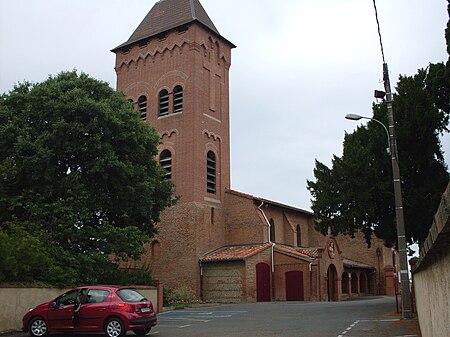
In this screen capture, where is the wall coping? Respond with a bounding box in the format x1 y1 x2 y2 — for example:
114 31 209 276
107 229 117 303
413 182 450 273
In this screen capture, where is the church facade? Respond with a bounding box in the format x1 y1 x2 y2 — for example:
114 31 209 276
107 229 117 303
112 0 397 302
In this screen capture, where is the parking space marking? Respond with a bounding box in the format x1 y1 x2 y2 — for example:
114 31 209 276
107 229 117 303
155 310 246 332
160 310 246 318
162 317 211 322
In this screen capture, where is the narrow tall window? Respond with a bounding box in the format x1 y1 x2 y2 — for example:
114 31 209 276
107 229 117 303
173 85 183 113
296 225 302 246
270 218 275 242
138 95 147 120
151 241 161 259
159 89 169 116
206 151 216 194
159 150 172 179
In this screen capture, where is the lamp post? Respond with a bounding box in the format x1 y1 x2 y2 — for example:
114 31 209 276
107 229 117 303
345 107 413 319
345 114 390 154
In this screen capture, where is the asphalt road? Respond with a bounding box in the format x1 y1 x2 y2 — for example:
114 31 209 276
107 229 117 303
7 296 421 337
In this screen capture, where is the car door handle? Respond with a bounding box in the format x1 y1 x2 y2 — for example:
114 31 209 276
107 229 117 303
98 307 106 311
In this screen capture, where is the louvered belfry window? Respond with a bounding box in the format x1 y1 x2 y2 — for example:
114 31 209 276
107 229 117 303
159 89 169 116
159 150 172 179
173 85 183 113
138 95 147 120
206 151 216 194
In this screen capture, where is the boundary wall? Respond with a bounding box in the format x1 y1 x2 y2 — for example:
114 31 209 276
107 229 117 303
411 182 449 337
0 285 161 333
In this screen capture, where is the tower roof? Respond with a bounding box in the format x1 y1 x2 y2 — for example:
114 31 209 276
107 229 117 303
112 0 234 51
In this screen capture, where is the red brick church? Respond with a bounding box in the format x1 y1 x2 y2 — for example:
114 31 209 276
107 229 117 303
112 0 398 302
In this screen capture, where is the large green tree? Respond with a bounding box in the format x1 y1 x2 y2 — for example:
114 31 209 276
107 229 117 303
0 71 174 284
307 8 450 247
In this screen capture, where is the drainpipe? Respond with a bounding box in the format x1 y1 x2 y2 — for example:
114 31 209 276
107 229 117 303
258 200 271 243
318 259 322 301
309 262 313 301
199 260 203 301
258 200 275 300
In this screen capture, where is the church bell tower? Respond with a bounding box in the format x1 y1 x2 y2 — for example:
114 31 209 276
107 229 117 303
112 0 235 291
112 0 235 205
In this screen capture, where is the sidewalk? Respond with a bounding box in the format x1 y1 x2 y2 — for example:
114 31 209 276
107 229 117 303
342 310 421 337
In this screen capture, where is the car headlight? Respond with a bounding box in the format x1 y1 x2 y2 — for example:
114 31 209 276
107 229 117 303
28 307 35 312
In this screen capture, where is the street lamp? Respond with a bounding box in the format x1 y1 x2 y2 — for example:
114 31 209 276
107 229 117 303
369 0 412 319
345 106 412 319
345 114 390 154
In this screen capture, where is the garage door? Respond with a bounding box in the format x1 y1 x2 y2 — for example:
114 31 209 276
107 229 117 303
203 261 244 303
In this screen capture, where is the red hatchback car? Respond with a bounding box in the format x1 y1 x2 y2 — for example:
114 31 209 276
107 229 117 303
22 286 157 337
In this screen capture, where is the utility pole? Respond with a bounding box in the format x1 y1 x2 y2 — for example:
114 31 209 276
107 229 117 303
382 62 412 319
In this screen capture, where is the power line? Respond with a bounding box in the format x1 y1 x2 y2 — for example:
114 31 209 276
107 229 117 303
372 0 386 64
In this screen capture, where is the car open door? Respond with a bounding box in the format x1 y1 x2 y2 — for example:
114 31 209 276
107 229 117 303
75 288 111 332
47 289 78 331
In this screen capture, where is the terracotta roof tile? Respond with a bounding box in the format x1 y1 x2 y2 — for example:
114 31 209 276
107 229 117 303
296 247 320 259
201 243 272 262
225 189 314 216
113 0 232 51
343 258 375 270
274 244 316 261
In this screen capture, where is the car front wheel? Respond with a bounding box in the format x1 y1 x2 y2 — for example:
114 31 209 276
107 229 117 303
105 317 125 337
29 317 48 337
132 327 151 335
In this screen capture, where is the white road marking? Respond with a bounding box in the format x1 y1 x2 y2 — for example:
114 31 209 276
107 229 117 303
338 319 418 337
161 317 210 322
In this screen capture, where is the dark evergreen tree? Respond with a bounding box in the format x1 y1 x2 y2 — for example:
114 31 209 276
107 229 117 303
307 9 449 247
0 71 174 284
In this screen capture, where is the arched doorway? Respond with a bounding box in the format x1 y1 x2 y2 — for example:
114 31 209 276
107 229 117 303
341 272 349 294
351 272 358 294
360 273 367 294
327 264 338 301
256 263 271 302
285 271 304 301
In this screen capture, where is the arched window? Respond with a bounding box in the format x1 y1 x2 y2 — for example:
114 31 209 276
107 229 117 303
173 85 183 113
269 218 275 242
138 95 147 120
159 150 172 179
206 151 216 194
158 89 169 116
296 224 301 246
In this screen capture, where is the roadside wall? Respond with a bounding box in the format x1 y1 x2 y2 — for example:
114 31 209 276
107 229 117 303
412 182 449 337
0 285 159 333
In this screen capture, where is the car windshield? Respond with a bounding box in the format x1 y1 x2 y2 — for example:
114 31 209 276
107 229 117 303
116 289 146 302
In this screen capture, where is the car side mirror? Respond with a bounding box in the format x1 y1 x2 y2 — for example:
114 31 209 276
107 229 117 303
51 302 57 309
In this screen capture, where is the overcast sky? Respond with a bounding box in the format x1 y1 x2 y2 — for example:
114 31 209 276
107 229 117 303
1 0 448 211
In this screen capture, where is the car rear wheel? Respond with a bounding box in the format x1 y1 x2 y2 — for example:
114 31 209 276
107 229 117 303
132 327 151 335
29 317 48 337
105 317 125 337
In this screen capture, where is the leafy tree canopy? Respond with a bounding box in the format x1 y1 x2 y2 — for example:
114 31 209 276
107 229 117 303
307 10 450 247
0 71 174 285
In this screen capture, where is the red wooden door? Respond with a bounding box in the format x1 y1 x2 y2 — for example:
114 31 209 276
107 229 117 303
256 263 271 302
286 271 304 301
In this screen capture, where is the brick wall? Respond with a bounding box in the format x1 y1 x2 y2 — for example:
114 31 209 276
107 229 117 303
273 253 311 301
224 191 267 244
245 248 273 302
114 23 232 204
